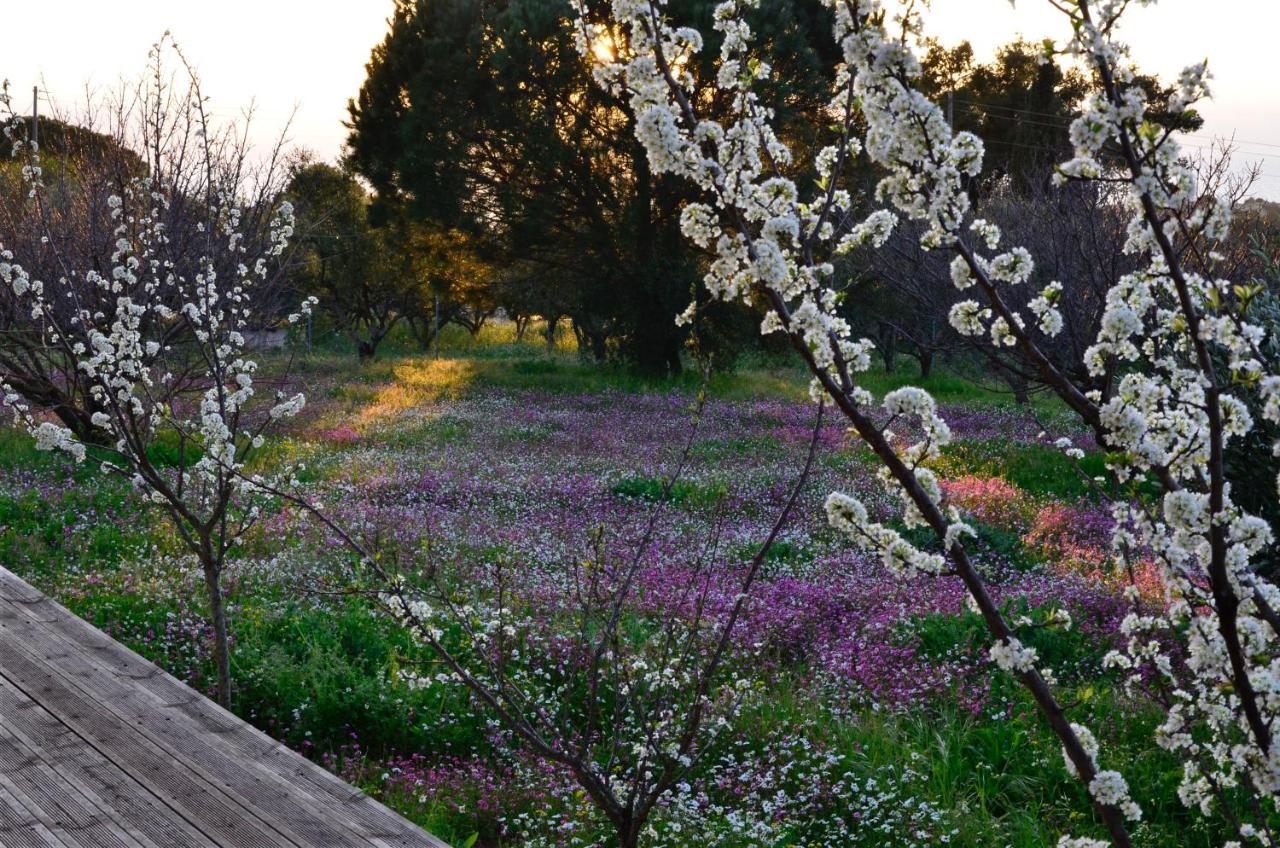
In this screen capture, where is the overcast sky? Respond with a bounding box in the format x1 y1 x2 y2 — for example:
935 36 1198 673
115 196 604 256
5 0 1278 197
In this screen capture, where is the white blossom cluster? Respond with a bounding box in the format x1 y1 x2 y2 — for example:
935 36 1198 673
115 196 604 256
384 575 750 815
578 0 1280 840
1052 3 1280 831
0 84 313 531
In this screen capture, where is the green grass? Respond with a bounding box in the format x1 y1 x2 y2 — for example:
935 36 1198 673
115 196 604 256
144 429 204 468
232 599 489 756
939 439 1109 500
0 427 52 469
911 605 1106 678
742 669 1237 848
0 339 1211 848
0 477 151 577
272 322 1083 409
611 474 728 506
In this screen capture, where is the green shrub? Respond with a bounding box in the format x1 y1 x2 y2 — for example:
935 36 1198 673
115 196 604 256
611 475 727 506
511 358 559 375
232 601 488 758
145 430 204 468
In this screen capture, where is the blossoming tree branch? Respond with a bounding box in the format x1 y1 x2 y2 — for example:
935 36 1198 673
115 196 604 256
574 0 1280 844
0 41 313 708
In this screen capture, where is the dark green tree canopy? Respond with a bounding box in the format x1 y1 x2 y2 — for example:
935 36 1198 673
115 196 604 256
919 38 1204 194
345 0 839 373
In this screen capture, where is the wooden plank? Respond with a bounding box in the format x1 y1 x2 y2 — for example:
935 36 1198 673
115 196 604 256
0 569 445 845
0 603 400 846
0 602 320 845
0 781 64 848
0 569 447 847
0 672 216 847
0 686 139 848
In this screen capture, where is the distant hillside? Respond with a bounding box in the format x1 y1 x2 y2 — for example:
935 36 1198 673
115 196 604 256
5 117 145 175
1241 197 1280 227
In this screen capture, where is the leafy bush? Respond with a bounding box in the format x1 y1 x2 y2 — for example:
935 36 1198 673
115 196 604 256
512 358 559 375
233 601 489 757
611 475 727 506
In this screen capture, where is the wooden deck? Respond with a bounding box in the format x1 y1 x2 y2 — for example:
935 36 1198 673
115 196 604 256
0 567 448 847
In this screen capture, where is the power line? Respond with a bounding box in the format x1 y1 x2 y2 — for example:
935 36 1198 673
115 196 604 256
953 102 1280 162
953 96 1280 152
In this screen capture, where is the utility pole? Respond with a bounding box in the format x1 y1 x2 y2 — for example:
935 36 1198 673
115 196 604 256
30 86 38 147
946 90 954 129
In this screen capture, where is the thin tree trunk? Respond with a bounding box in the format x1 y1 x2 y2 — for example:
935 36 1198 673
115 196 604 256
614 817 640 848
918 348 934 379
1007 371 1030 404
878 321 896 373
665 343 683 376
201 554 232 708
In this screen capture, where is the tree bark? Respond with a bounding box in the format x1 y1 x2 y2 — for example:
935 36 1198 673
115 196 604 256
878 321 897 373
200 552 232 708
918 348 934 379
1007 371 1030 404
665 343 683 376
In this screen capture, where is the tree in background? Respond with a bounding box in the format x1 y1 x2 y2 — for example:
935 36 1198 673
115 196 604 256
287 160 394 359
398 223 497 349
839 37 1209 395
288 158 497 359
0 119 142 442
920 37 1202 194
919 38 1091 194
0 44 309 708
346 0 684 372
345 0 838 374
0 94 291 441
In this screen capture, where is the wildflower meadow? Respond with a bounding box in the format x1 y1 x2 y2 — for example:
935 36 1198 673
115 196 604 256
0 329 1244 845
2 0 1280 846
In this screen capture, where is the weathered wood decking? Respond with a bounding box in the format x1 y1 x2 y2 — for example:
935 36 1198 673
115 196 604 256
0 567 448 847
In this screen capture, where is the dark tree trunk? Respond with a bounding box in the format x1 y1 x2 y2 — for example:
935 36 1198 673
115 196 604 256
665 343 683 376
200 551 232 708
918 348 934 379
356 320 394 361
878 321 897 373
407 316 434 352
582 321 607 363
544 317 557 353
1007 371 1031 404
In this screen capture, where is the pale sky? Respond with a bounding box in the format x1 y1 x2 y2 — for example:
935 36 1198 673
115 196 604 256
922 0 1280 199
4 0 1279 197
